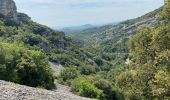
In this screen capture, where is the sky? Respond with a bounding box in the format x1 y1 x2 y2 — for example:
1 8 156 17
14 0 164 28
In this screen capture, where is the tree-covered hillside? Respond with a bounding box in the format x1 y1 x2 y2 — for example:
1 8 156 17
0 0 112 90
58 1 170 99
115 1 170 98
0 11 106 69
67 7 163 45
0 0 169 100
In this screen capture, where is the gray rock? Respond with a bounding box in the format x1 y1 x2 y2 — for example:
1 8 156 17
17 13 31 22
0 80 93 100
0 0 17 20
0 0 31 23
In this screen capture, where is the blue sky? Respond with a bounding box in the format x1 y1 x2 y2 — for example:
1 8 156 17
14 0 164 28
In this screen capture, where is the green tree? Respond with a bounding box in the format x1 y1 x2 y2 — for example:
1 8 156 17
59 67 79 85
71 78 104 99
162 0 170 20
79 65 97 75
0 42 55 89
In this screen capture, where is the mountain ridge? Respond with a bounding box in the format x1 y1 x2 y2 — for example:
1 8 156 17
59 24 96 36
68 7 163 45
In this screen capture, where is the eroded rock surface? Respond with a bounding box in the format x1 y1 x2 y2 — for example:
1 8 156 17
0 0 17 20
0 0 31 22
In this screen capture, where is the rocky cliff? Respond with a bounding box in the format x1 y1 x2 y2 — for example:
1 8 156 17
0 0 17 20
0 0 31 22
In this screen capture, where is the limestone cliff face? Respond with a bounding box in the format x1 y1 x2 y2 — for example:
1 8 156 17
0 0 17 20
0 0 31 22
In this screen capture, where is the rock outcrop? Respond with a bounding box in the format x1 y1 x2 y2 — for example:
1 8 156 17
0 0 17 20
17 13 31 22
0 0 31 22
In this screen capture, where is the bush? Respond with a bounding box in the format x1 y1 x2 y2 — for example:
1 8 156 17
78 65 97 75
93 78 117 100
115 70 140 99
71 78 104 99
0 42 55 89
71 76 120 100
94 57 104 66
59 67 79 85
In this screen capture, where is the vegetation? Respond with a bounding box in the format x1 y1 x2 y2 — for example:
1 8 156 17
58 1 170 99
71 77 104 99
115 1 170 99
71 76 118 100
0 42 55 89
59 68 79 85
0 0 169 100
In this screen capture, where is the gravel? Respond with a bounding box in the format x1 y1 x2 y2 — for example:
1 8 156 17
0 80 93 100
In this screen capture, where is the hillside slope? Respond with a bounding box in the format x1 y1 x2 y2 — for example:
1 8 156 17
0 80 92 100
0 0 99 69
70 7 163 45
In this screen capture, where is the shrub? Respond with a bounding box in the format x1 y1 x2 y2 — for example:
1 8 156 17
94 56 104 66
0 42 55 89
78 65 97 75
93 78 117 100
71 78 104 99
59 67 79 85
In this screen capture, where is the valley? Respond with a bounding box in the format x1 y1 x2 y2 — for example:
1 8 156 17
0 0 169 100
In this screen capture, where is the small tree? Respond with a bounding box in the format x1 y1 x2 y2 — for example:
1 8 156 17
60 68 79 81
71 78 104 99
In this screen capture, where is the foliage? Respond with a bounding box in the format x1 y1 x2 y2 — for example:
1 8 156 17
0 1 169 99
59 67 79 85
0 42 55 89
71 76 119 100
113 1 170 99
162 0 170 20
116 10 170 100
78 65 97 75
92 76 118 100
149 70 170 98
71 77 104 99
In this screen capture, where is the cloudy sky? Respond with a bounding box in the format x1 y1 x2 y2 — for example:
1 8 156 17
14 0 164 28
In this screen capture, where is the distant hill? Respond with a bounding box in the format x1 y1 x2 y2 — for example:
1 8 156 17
60 24 96 36
68 7 163 45
64 7 164 68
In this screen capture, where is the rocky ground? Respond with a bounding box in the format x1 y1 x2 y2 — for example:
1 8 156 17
49 62 63 77
0 80 92 100
0 62 93 100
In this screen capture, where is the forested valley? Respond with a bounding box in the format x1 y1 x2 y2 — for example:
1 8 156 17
0 0 169 100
